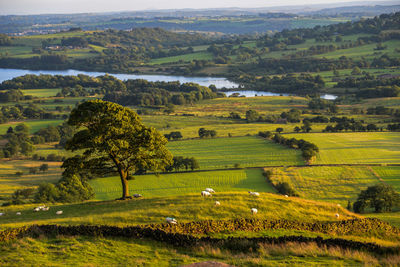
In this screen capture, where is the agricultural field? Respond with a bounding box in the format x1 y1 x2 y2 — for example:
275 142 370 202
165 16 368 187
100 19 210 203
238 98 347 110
0 192 357 229
167 136 303 169
91 169 275 200
266 166 385 205
285 132 400 165
0 119 63 134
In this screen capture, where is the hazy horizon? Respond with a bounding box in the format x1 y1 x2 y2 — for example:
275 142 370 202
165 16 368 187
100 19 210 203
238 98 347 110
0 0 396 15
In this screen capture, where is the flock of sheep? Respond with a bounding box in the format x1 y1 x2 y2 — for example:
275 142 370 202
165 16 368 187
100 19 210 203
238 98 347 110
0 189 341 222
165 189 262 224
0 206 63 216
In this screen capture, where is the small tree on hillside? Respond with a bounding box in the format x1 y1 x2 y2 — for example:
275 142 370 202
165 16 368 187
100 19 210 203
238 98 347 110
39 163 49 173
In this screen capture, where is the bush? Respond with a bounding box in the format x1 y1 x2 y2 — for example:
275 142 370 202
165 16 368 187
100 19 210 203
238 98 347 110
275 182 299 197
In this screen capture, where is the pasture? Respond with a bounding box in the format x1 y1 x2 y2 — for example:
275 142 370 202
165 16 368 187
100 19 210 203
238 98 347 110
149 51 213 64
0 119 64 134
90 169 274 200
167 136 303 169
285 132 400 165
0 192 357 229
266 166 385 206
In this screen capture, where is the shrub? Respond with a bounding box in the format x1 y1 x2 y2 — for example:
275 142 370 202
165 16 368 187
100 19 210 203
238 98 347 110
275 182 299 197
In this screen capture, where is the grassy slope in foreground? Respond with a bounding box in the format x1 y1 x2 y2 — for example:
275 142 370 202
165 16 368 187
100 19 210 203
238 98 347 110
0 192 356 229
285 132 400 165
168 136 303 170
1 236 377 267
91 169 275 200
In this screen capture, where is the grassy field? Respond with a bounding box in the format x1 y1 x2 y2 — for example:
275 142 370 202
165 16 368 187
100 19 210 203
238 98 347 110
372 166 400 192
285 132 400 165
167 136 303 169
91 169 275 200
1 235 384 266
149 51 213 64
0 119 64 134
21 88 62 97
0 191 357 229
266 166 386 206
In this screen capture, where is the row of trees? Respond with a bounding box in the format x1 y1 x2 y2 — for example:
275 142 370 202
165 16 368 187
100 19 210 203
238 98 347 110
258 131 319 162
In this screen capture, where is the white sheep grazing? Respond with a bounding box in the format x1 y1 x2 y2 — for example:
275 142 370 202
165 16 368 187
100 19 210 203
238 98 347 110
34 207 40 212
166 217 177 224
215 201 221 206
337 204 341 207
205 188 215 193
16 212 21 215
133 194 142 198
0 212 4 216
201 191 212 197
42 207 49 211
56 210 63 215
248 191 260 197
335 213 340 219
251 208 258 214
284 195 289 198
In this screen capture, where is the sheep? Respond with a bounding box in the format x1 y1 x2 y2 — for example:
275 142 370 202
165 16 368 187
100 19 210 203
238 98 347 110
0 212 4 216
248 191 260 197
42 207 50 211
335 213 340 219
33 207 40 212
56 210 63 215
337 204 341 207
205 188 215 193
133 194 142 198
284 195 289 198
215 201 221 206
166 217 177 224
251 208 258 214
201 191 212 197
16 212 21 215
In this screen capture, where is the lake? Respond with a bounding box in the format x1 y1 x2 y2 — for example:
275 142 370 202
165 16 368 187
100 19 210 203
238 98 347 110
223 90 337 100
0 68 238 89
0 68 337 99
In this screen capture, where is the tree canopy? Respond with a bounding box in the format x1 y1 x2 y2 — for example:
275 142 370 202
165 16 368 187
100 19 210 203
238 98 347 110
63 100 173 199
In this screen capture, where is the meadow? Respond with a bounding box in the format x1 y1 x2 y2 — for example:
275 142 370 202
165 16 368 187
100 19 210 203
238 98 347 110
266 166 383 206
91 169 274 200
167 136 303 169
2 235 384 266
285 132 400 165
0 192 357 229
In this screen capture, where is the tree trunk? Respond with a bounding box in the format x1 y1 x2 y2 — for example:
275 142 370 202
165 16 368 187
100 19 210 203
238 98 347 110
121 175 130 199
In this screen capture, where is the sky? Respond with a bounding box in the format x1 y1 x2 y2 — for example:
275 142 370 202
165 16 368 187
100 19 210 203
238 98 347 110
0 0 394 15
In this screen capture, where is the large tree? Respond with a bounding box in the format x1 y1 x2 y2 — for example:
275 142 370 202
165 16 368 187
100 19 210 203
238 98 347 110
63 100 173 199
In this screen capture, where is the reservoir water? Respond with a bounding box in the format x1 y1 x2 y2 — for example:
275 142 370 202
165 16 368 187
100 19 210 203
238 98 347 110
0 68 337 99
0 68 238 89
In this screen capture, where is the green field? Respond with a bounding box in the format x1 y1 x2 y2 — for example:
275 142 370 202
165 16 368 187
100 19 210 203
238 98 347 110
372 166 400 191
285 132 400 165
0 191 357 229
91 169 275 200
0 119 64 134
149 51 213 64
267 166 388 206
2 234 383 266
168 136 303 169
21 88 62 97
